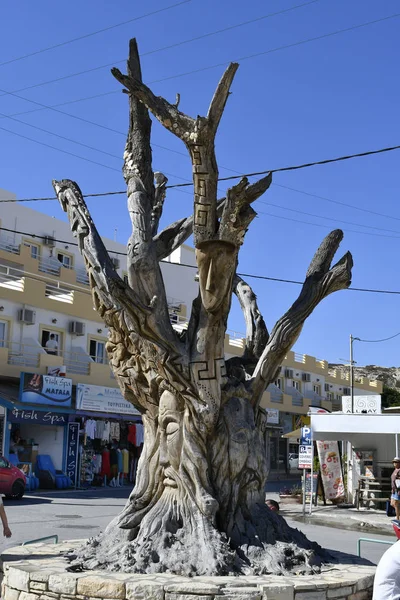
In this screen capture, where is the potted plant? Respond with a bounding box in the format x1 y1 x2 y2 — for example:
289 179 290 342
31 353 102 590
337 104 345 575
279 484 303 504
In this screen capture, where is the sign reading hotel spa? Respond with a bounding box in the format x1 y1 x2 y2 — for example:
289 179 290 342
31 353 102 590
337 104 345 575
77 384 140 416
20 373 72 407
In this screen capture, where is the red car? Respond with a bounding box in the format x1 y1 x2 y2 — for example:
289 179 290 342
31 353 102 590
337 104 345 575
0 457 26 499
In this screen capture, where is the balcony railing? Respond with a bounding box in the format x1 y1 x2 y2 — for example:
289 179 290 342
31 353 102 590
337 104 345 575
39 257 61 276
45 282 74 304
0 234 19 255
0 264 24 292
267 383 283 403
285 386 304 406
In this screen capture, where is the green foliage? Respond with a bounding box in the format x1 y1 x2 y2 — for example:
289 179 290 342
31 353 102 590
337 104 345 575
381 385 400 409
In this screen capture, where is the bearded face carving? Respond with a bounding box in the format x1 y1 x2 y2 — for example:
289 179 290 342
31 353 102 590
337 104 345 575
158 389 184 489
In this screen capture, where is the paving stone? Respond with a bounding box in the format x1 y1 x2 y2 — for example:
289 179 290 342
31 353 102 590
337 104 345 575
165 582 220 594
6 567 30 592
327 588 353 598
31 573 52 584
48 575 79 595
77 576 125 599
355 576 374 592
20 593 40 600
125 580 164 600
295 592 327 600
3 587 21 600
259 583 294 600
166 595 213 600
30 583 47 593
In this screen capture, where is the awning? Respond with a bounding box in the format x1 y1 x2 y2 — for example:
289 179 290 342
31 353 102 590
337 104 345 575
282 428 301 439
311 413 400 440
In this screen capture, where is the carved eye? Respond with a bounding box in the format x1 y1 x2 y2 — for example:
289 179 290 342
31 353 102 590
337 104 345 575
166 422 179 436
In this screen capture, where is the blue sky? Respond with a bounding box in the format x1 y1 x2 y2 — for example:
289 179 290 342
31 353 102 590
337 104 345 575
0 0 399 367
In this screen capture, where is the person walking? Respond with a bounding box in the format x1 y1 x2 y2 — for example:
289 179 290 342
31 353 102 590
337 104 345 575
391 457 400 521
373 540 400 599
0 498 11 539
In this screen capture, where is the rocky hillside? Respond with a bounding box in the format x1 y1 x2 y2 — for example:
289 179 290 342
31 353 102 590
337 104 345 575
329 364 400 388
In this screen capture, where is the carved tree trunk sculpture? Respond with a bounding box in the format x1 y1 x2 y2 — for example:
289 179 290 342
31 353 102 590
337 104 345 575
53 39 352 576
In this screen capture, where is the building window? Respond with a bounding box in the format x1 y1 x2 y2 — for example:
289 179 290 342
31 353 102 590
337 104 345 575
24 242 40 259
57 252 72 268
327 392 334 401
292 380 301 392
274 377 284 390
0 320 8 348
313 384 321 395
336 393 342 401
41 330 61 355
90 339 105 364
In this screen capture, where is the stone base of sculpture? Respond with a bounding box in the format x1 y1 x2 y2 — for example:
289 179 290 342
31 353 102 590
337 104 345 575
2 541 375 600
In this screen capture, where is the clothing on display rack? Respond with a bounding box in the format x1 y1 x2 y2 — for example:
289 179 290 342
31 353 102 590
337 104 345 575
84 419 96 439
110 422 120 441
128 424 136 446
122 449 129 474
136 423 144 446
101 448 111 477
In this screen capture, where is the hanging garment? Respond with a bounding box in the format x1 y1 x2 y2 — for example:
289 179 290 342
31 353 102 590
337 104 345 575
110 422 120 441
136 423 144 446
84 419 96 439
94 454 102 474
95 420 105 440
122 449 129 474
102 421 111 442
117 449 123 473
110 448 118 466
128 424 136 445
101 449 111 477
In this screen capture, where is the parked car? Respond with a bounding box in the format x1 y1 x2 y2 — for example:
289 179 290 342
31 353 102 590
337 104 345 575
0 457 26 499
288 453 299 470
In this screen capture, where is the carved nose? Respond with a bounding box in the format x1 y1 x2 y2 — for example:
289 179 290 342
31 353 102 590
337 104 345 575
159 435 169 467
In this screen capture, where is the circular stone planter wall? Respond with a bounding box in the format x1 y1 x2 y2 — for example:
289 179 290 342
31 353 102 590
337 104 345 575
1 541 375 600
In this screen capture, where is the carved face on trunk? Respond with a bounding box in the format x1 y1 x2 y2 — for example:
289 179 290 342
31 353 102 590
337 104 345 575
196 241 236 313
159 389 184 488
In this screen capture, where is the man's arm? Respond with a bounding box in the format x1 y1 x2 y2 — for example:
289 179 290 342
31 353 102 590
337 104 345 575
0 502 11 537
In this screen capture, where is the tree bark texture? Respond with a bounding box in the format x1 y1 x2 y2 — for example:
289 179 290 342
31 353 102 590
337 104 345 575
53 40 352 576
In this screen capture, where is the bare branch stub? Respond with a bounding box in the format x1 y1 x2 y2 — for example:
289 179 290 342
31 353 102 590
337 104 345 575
251 229 353 406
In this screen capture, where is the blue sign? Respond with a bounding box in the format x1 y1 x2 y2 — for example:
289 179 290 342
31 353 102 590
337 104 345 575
300 426 312 446
20 373 72 407
66 423 79 486
9 407 68 425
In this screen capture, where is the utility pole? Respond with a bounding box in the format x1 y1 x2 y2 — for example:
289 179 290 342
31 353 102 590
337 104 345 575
349 334 360 412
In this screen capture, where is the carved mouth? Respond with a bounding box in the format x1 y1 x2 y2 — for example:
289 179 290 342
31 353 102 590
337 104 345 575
163 467 178 488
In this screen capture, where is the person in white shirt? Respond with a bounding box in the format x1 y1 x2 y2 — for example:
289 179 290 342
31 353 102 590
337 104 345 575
373 541 400 599
45 334 58 356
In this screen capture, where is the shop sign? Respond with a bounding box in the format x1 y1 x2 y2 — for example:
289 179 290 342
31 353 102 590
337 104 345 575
299 445 313 469
316 440 345 500
77 384 140 416
9 407 68 425
266 408 279 424
66 423 79 486
20 373 72 407
342 395 381 414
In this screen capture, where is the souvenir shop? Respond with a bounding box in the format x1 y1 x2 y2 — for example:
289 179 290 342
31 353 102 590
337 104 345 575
75 383 143 488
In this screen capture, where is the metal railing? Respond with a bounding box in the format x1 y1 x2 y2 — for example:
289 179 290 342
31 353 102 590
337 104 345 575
0 264 24 292
39 257 61 276
357 537 393 558
0 233 20 255
76 267 89 285
45 282 74 304
285 387 304 406
267 384 284 404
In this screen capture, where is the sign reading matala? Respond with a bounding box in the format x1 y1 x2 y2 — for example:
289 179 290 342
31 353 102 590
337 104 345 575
20 373 72 407
77 384 140 416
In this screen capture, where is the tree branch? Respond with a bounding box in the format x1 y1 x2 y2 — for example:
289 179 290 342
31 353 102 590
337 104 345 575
151 172 168 236
250 229 353 407
233 275 269 363
207 63 239 133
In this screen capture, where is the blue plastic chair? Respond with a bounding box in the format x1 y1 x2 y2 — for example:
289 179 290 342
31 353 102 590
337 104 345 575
7 455 38 491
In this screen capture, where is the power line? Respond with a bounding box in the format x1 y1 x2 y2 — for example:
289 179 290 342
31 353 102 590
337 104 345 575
0 1 191 68
3 225 400 296
356 332 400 343
1 10 398 142
0 0 319 97
273 183 400 223
2 143 400 207
257 209 400 239
257 200 400 235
